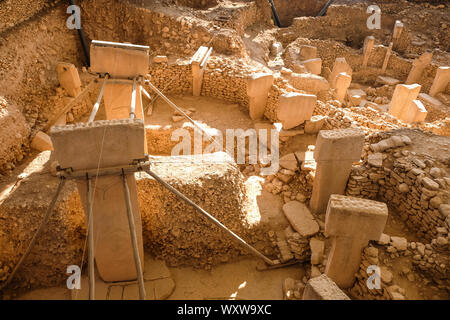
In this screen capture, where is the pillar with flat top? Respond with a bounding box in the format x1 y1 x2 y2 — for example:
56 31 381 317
191 46 212 96
429 66 450 97
302 58 322 75
50 119 146 282
333 72 352 103
362 36 375 68
392 20 404 50
401 99 427 123
405 52 433 85
246 72 274 120
381 42 393 73
277 92 316 130
329 58 352 89
309 128 364 214
388 83 421 119
324 194 388 288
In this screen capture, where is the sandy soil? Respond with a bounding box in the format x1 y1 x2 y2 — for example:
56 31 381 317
15 258 304 300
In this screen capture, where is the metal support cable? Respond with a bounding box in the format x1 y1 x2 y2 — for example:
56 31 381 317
130 77 137 119
86 176 95 300
121 172 146 300
88 75 108 122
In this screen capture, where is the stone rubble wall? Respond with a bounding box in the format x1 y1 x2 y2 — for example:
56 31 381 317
0 152 278 290
138 153 275 269
283 37 440 93
0 97 31 175
346 132 449 242
81 0 212 57
349 246 396 300
205 1 265 37
0 0 61 34
148 55 266 109
0 152 86 290
351 230 449 300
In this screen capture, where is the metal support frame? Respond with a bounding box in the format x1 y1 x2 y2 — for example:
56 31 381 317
86 176 95 300
121 171 146 300
57 158 279 269
268 0 281 27
58 161 148 300
130 77 137 119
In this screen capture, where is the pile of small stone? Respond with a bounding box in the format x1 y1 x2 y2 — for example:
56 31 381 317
350 246 405 300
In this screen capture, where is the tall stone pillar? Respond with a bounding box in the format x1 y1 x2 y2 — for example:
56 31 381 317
400 100 428 123
333 72 352 103
277 92 316 130
392 20 404 50
310 128 364 214
429 66 450 97
324 195 388 288
381 42 393 73
50 119 146 282
191 46 212 96
329 58 352 89
405 52 433 84
388 83 421 119
362 36 375 68
246 73 274 120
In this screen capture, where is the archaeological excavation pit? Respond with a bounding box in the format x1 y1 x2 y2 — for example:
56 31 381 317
0 0 449 303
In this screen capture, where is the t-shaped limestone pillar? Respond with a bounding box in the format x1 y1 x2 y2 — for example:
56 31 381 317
405 52 433 85
388 83 421 119
333 72 352 103
310 128 364 214
392 20 404 50
362 36 375 68
50 119 146 282
302 58 322 75
191 46 212 96
400 99 428 123
324 195 388 288
381 42 393 73
429 66 450 97
246 73 274 120
329 58 352 89
277 92 316 130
